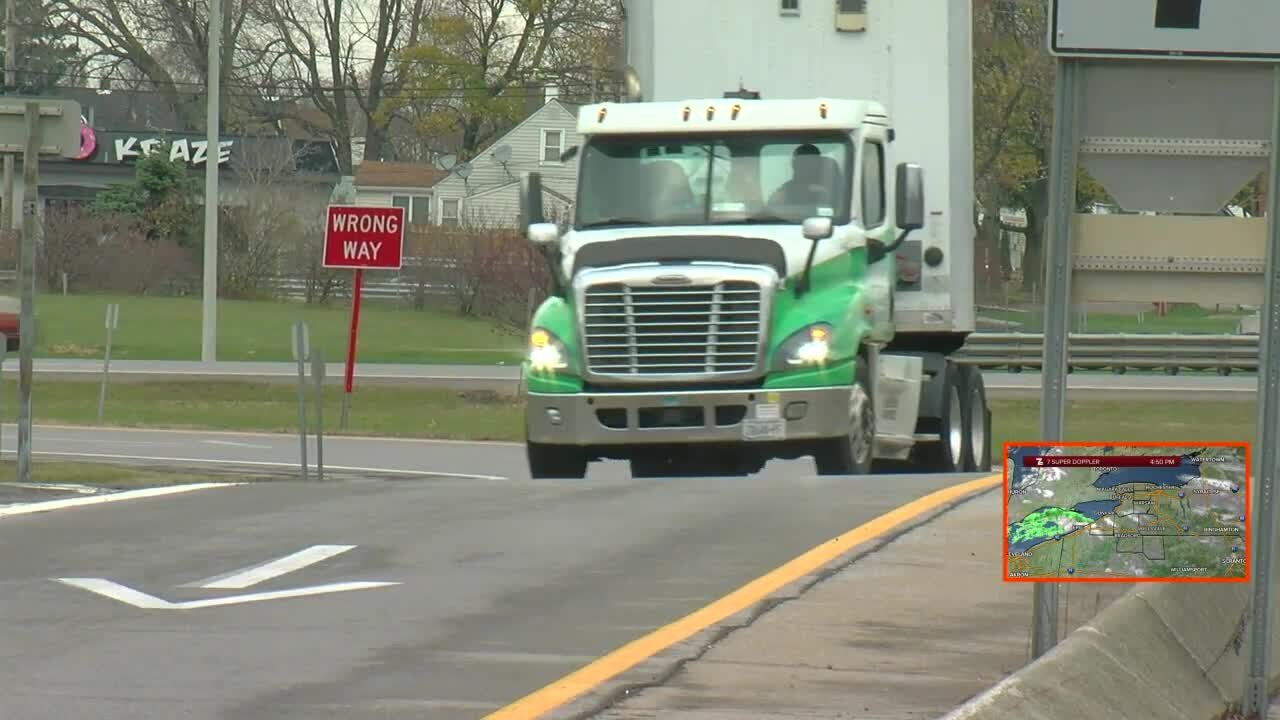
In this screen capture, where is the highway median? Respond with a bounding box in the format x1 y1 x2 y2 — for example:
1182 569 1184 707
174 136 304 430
0 378 1259 456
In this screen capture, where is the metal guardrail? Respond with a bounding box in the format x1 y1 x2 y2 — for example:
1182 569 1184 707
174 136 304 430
956 332 1260 374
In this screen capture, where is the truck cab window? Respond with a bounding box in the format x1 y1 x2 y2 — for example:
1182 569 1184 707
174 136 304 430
575 133 852 230
861 141 885 227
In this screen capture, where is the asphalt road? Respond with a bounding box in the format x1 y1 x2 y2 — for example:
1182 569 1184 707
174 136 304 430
0 426 989 720
17 358 1260 399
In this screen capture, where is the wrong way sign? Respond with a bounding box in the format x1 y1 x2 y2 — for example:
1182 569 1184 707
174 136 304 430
322 205 405 270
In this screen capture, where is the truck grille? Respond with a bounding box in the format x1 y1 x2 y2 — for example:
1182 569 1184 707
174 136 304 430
582 280 765 377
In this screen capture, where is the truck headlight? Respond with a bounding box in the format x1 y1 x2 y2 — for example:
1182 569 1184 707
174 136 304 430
528 327 569 372
774 323 833 369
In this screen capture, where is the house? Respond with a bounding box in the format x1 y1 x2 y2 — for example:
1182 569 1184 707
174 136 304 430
429 98 582 228
352 161 448 229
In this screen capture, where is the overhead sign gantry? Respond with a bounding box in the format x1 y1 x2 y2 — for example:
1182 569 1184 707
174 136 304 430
1041 2 1280 717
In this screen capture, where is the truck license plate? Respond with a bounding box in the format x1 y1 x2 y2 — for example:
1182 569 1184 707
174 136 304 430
742 419 786 441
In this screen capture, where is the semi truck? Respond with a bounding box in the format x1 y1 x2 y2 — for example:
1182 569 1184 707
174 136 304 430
517 0 990 478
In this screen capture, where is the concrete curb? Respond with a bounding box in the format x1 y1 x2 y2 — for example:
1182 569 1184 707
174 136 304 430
940 582 1274 720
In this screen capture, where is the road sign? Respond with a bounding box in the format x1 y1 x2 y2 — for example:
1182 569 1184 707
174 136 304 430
0 98 82 156
1051 0 1280 61
322 205 405 270
321 205 404 427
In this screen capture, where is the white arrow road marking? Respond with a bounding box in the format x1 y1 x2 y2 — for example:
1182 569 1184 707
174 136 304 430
57 578 399 609
192 544 357 589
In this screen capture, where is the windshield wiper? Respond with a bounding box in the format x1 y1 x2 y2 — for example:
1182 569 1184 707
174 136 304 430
578 218 654 229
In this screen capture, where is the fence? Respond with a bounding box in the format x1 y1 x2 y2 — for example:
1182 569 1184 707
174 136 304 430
953 332 1259 374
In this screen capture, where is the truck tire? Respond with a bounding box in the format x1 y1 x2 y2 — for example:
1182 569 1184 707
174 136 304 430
915 360 968 473
961 365 992 472
527 442 588 479
813 356 876 476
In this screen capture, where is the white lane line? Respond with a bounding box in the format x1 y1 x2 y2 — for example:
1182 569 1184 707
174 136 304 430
0 483 241 518
203 440 274 450
194 545 357 590
0 449 509 481
57 578 400 609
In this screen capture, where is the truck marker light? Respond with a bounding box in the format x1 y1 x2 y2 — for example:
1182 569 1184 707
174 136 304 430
706 105 715 120
597 107 608 123
819 103 829 119
682 106 691 121
731 104 741 120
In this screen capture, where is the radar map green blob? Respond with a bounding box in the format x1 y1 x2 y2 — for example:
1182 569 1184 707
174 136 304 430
1009 507 1093 548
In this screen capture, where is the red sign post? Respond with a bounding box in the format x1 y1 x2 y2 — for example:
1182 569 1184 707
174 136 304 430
322 205 405 426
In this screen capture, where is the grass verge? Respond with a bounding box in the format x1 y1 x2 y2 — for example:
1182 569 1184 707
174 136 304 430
29 293 525 364
0 460 243 489
6 380 1258 457
978 303 1249 334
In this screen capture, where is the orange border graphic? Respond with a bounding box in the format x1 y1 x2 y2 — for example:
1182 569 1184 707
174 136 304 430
1002 441 1250 583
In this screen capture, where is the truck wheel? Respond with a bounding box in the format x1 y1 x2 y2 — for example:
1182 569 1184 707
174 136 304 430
915 360 968 473
527 442 588 479
813 356 876 476
961 365 992 472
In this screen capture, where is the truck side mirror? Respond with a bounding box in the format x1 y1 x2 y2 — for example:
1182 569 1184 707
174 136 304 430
869 163 926 264
801 216 833 241
528 222 561 247
895 163 925 232
520 171 546 232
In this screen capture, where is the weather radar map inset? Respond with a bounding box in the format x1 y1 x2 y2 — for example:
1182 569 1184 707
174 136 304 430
1004 442 1249 582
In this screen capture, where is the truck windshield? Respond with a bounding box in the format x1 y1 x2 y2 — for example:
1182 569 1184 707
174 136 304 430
574 132 853 230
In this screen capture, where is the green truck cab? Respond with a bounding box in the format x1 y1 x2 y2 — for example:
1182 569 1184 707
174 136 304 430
517 98 937 479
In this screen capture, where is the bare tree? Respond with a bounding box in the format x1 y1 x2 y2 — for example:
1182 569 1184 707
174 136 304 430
49 0 276 130
388 0 623 160
250 0 440 172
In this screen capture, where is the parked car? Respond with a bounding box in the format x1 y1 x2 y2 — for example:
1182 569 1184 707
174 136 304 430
0 295 18 351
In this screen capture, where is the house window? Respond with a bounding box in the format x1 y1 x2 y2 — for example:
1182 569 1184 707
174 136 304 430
441 198 460 226
861 141 885 227
392 194 432 225
836 0 867 32
780 0 799 15
541 129 564 163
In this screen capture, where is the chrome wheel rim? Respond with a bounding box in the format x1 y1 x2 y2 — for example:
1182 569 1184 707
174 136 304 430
968 388 988 469
948 385 964 467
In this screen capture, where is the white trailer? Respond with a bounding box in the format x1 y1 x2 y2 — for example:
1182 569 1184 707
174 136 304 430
617 0 990 472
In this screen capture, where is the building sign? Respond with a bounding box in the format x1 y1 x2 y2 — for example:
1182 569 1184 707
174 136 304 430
113 137 233 166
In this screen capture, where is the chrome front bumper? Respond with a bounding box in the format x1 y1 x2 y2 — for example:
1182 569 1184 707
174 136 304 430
526 386 853 446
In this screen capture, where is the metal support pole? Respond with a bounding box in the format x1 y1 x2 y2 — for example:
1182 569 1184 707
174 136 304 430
312 348 325 483
1032 58 1081 661
200 0 220 362
1240 62 1280 720
292 321 309 482
97 303 118 423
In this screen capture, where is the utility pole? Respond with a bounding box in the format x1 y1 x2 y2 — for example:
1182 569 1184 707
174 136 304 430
16 101 35 484
4 0 16 247
200 0 220 362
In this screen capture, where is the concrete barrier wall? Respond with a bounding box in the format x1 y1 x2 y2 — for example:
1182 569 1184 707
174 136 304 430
940 581 1277 720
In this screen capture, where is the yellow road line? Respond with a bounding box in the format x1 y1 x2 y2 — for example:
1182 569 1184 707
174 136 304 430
484 472 1002 720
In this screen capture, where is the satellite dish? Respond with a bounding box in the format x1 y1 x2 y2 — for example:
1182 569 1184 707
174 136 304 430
622 66 642 102
435 153 458 171
493 144 512 163
455 162 472 179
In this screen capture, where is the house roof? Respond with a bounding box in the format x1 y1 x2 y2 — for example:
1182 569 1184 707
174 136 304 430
354 161 447 189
